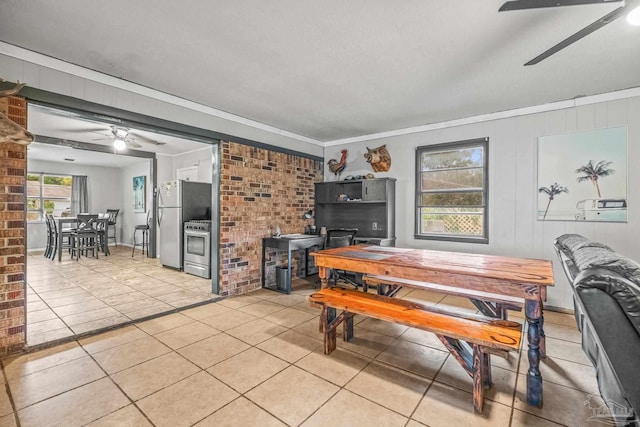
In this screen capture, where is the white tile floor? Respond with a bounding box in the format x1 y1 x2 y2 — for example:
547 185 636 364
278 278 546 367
2 277 617 426
26 247 219 346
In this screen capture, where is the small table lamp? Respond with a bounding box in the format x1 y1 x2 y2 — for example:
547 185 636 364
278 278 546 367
303 210 316 234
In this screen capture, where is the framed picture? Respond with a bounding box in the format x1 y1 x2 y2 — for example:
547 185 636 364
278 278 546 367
537 127 627 222
133 176 146 213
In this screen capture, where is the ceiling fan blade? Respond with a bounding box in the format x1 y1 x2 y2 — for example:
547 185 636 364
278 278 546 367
524 0 637 65
125 139 143 149
499 0 622 12
60 127 110 133
128 131 166 145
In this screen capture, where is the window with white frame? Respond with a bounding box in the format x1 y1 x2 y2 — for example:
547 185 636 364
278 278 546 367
415 138 488 243
27 173 73 222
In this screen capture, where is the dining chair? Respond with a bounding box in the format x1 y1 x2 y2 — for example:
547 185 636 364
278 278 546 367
95 216 108 255
45 214 72 260
132 211 151 257
106 209 119 247
44 214 54 259
70 214 99 260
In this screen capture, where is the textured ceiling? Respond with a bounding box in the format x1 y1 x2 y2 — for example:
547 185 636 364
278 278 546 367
1 1 639 143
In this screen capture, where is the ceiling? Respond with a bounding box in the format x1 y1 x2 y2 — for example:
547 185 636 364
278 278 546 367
26 104 212 168
1 1 640 143
27 141 148 168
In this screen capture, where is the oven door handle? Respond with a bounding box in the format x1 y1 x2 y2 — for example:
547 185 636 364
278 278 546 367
185 230 210 237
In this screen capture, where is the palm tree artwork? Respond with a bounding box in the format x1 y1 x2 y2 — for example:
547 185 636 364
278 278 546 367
538 182 569 220
575 160 614 198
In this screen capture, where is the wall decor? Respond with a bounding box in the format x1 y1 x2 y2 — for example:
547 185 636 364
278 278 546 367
327 149 347 178
364 144 391 172
537 127 627 222
133 175 146 213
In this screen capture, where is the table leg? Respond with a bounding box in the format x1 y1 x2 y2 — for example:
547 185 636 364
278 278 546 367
58 221 63 262
319 266 329 289
525 299 543 408
540 312 546 358
286 248 292 294
261 241 266 289
103 223 110 256
318 271 330 333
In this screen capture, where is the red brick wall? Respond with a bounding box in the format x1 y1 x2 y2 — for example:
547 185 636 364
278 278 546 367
219 142 323 296
0 96 28 354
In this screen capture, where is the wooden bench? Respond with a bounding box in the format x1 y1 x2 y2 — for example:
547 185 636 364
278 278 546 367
362 274 524 319
308 287 523 413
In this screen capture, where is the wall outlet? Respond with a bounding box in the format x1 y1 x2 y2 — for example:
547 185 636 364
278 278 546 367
372 222 378 230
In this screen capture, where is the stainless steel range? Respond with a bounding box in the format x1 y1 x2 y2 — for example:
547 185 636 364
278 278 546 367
183 220 212 278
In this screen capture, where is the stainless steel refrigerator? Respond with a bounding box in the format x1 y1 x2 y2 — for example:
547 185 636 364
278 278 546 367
157 180 212 269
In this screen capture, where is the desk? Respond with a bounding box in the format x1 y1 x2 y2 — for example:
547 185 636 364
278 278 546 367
310 244 554 408
262 235 325 294
56 217 110 261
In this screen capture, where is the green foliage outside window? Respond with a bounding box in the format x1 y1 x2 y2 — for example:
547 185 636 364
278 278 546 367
27 173 73 221
416 139 488 242
43 176 72 186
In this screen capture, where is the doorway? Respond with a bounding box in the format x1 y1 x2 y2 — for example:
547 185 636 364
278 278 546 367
25 103 221 347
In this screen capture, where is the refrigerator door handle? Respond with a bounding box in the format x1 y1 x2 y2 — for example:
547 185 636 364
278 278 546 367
157 206 163 225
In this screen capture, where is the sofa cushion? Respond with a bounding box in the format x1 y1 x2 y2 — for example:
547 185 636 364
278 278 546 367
573 247 640 285
556 234 613 253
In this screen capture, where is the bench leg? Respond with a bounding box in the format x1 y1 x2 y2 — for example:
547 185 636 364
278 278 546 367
321 306 337 354
482 350 492 389
472 345 485 414
343 313 354 342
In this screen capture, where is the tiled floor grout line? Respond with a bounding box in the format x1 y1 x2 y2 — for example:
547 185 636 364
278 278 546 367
0 361 21 427
79 339 159 427
25 284 76 342
26 249 219 347
15 268 595 426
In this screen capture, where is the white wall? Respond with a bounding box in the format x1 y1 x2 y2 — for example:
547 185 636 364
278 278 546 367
329 96 640 310
26 159 122 250
120 160 153 247
151 147 214 255
172 146 214 183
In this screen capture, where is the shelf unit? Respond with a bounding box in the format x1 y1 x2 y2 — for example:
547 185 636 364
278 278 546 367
314 178 396 244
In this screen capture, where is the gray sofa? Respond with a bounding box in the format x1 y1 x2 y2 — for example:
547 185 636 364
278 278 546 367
554 234 640 426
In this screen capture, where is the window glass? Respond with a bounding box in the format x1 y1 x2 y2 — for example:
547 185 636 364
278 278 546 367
27 173 73 222
415 139 488 243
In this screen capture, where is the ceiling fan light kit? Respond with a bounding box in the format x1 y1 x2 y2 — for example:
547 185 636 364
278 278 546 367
628 5 640 25
113 138 127 151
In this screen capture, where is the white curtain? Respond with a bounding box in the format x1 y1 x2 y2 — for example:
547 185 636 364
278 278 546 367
71 175 88 215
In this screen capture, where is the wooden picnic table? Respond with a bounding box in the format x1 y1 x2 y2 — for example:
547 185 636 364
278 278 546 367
310 244 554 408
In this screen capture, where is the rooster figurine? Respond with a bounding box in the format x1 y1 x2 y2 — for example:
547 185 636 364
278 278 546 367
327 149 348 177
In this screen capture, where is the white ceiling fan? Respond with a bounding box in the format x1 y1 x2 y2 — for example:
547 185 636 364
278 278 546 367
103 126 166 150
64 124 167 150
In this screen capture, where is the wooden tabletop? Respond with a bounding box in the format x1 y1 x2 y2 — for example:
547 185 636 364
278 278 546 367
311 245 554 300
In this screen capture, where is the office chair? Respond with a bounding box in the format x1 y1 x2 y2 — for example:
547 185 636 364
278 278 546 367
326 228 361 289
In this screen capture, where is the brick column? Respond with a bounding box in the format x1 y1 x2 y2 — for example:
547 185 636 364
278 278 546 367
0 96 29 355
219 142 323 296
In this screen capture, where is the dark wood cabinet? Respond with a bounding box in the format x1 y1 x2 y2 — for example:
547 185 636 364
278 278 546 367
314 178 396 245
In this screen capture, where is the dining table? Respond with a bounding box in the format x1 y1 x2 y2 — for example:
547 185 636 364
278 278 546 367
310 244 555 408
56 216 110 261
